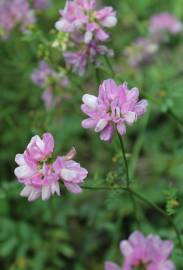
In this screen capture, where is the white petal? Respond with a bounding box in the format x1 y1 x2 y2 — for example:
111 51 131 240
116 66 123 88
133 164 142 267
82 94 98 109
95 119 108 132
20 185 33 197
102 16 117 27
64 183 82 194
35 135 44 151
84 31 93 43
28 188 41 201
15 154 25 166
51 182 60 196
60 168 77 181
41 186 51 201
124 111 137 125
14 165 34 179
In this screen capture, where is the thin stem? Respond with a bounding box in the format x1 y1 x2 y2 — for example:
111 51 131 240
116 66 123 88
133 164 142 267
117 132 130 186
117 132 140 228
129 188 183 250
82 184 183 250
104 55 115 77
95 67 101 86
168 109 183 129
130 112 149 178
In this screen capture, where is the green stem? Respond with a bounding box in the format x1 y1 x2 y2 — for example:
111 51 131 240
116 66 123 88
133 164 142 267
82 184 183 250
167 109 183 129
130 112 149 178
95 67 101 86
129 188 183 250
117 132 140 228
104 55 115 77
117 132 130 186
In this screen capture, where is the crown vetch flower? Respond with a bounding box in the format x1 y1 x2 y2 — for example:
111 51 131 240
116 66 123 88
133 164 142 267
14 133 60 201
149 12 182 35
105 231 175 270
32 60 69 108
53 148 88 194
0 0 35 39
55 0 117 42
81 79 148 142
14 134 88 201
124 37 158 68
55 0 117 75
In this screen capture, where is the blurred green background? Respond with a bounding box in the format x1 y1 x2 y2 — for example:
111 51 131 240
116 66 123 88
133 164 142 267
1 0 183 269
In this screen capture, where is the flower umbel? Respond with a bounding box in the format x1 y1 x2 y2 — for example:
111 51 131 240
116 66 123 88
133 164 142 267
55 0 117 75
14 133 88 201
105 231 175 270
81 79 148 142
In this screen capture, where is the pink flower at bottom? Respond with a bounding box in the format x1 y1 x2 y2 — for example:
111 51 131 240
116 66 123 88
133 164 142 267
81 79 148 141
105 231 175 270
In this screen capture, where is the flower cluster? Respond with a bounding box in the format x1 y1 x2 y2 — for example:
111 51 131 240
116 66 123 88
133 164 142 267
31 60 69 108
14 133 88 201
81 79 148 141
55 0 117 75
124 37 158 68
149 12 182 36
0 0 35 39
124 12 182 68
105 231 175 270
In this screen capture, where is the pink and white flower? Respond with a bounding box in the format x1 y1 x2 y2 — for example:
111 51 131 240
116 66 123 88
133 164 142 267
55 0 117 42
0 0 35 39
149 12 182 35
105 231 175 270
55 0 116 75
14 133 60 201
81 79 148 141
53 148 88 194
14 134 88 201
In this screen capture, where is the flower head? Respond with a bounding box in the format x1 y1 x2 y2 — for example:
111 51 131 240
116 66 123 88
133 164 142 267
14 134 88 201
149 12 182 35
105 231 175 270
55 0 117 75
32 60 69 108
81 79 148 141
0 0 35 39
124 37 158 68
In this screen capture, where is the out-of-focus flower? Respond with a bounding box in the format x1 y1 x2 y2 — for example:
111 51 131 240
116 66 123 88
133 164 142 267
124 37 158 68
55 0 117 75
149 12 182 36
32 0 49 10
14 133 60 201
64 42 113 76
31 60 69 108
105 231 175 270
53 149 88 194
81 79 148 142
14 134 88 201
0 0 35 39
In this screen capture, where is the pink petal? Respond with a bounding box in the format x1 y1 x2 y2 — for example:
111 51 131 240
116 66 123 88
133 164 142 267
105 261 121 270
64 183 82 194
100 124 114 141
